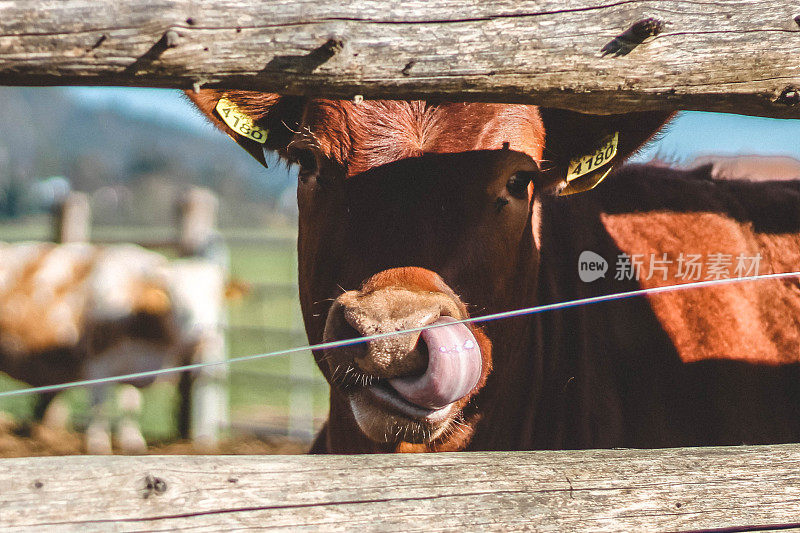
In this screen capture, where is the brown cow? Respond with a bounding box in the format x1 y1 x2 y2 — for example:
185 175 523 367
190 92 800 452
690 154 800 181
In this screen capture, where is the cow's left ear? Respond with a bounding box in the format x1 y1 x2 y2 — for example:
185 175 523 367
185 89 305 168
539 109 673 195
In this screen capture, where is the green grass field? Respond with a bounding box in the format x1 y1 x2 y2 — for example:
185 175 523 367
0 221 329 443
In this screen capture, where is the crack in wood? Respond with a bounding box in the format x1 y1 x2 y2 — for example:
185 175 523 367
18 488 540 526
678 523 800 533
647 75 800 90
659 28 800 37
0 26 156 38
90 1 644 30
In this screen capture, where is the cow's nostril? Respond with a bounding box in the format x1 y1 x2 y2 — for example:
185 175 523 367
323 313 368 380
338 320 361 342
337 320 368 354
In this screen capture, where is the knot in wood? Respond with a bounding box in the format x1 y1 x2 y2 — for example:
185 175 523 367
776 87 800 106
90 34 107 50
320 39 344 57
601 17 665 57
142 474 168 499
631 18 665 40
164 30 180 48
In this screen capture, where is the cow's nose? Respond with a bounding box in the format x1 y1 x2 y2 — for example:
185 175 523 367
325 279 473 378
324 288 444 378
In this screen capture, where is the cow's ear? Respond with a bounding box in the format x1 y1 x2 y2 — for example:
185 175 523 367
185 89 305 167
539 109 673 195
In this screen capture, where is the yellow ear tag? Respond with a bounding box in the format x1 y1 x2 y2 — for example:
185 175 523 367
559 131 619 196
215 97 268 144
558 166 614 196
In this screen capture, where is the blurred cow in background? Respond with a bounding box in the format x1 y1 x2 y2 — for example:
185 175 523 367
690 155 800 182
0 241 229 454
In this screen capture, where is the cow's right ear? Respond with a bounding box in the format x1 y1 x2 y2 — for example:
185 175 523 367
185 90 305 167
539 109 673 195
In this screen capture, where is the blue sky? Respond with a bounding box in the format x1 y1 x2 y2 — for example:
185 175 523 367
65 87 800 163
65 87 219 136
633 111 800 163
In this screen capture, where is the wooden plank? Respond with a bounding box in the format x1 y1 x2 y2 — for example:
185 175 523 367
0 1 799 117
3 445 800 531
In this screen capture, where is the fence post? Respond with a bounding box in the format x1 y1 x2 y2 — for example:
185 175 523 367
178 187 218 257
52 192 90 243
176 187 229 448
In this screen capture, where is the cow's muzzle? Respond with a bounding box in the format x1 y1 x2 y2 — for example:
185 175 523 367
322 268 487 444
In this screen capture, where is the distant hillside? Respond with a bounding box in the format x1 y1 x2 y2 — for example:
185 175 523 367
0 87 295 226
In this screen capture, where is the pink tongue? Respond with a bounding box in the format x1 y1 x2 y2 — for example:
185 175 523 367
388 316 482 410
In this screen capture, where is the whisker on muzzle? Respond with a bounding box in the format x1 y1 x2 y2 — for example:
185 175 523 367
328 361 376 389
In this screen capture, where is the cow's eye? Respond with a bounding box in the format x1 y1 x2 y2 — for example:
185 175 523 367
506 171 534 198
287 146 319 179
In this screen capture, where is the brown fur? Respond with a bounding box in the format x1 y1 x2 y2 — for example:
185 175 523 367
603 211 800 365
0 243 179 388
300 100 545 177
0 244 92 357
525 165 800 448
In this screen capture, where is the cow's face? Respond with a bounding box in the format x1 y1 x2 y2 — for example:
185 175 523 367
188 91 670 451
288 101 549 448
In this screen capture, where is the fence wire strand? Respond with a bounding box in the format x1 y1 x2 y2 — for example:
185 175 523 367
1 270 799 399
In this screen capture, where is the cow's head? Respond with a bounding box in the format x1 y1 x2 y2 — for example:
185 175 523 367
189 91 670 451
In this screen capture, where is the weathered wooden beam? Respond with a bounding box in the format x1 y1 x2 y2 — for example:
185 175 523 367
0 1 799 117
3 445 800 531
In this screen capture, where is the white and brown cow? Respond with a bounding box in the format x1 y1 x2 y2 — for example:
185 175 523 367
0 242 228 453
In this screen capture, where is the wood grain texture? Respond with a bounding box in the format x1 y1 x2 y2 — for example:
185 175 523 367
3 445 800 531
0 1 799 117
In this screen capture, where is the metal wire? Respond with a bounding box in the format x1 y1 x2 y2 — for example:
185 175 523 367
0 269 798 399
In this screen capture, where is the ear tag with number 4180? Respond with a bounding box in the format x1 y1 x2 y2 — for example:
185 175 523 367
215 97 268 144
559 131 619 196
